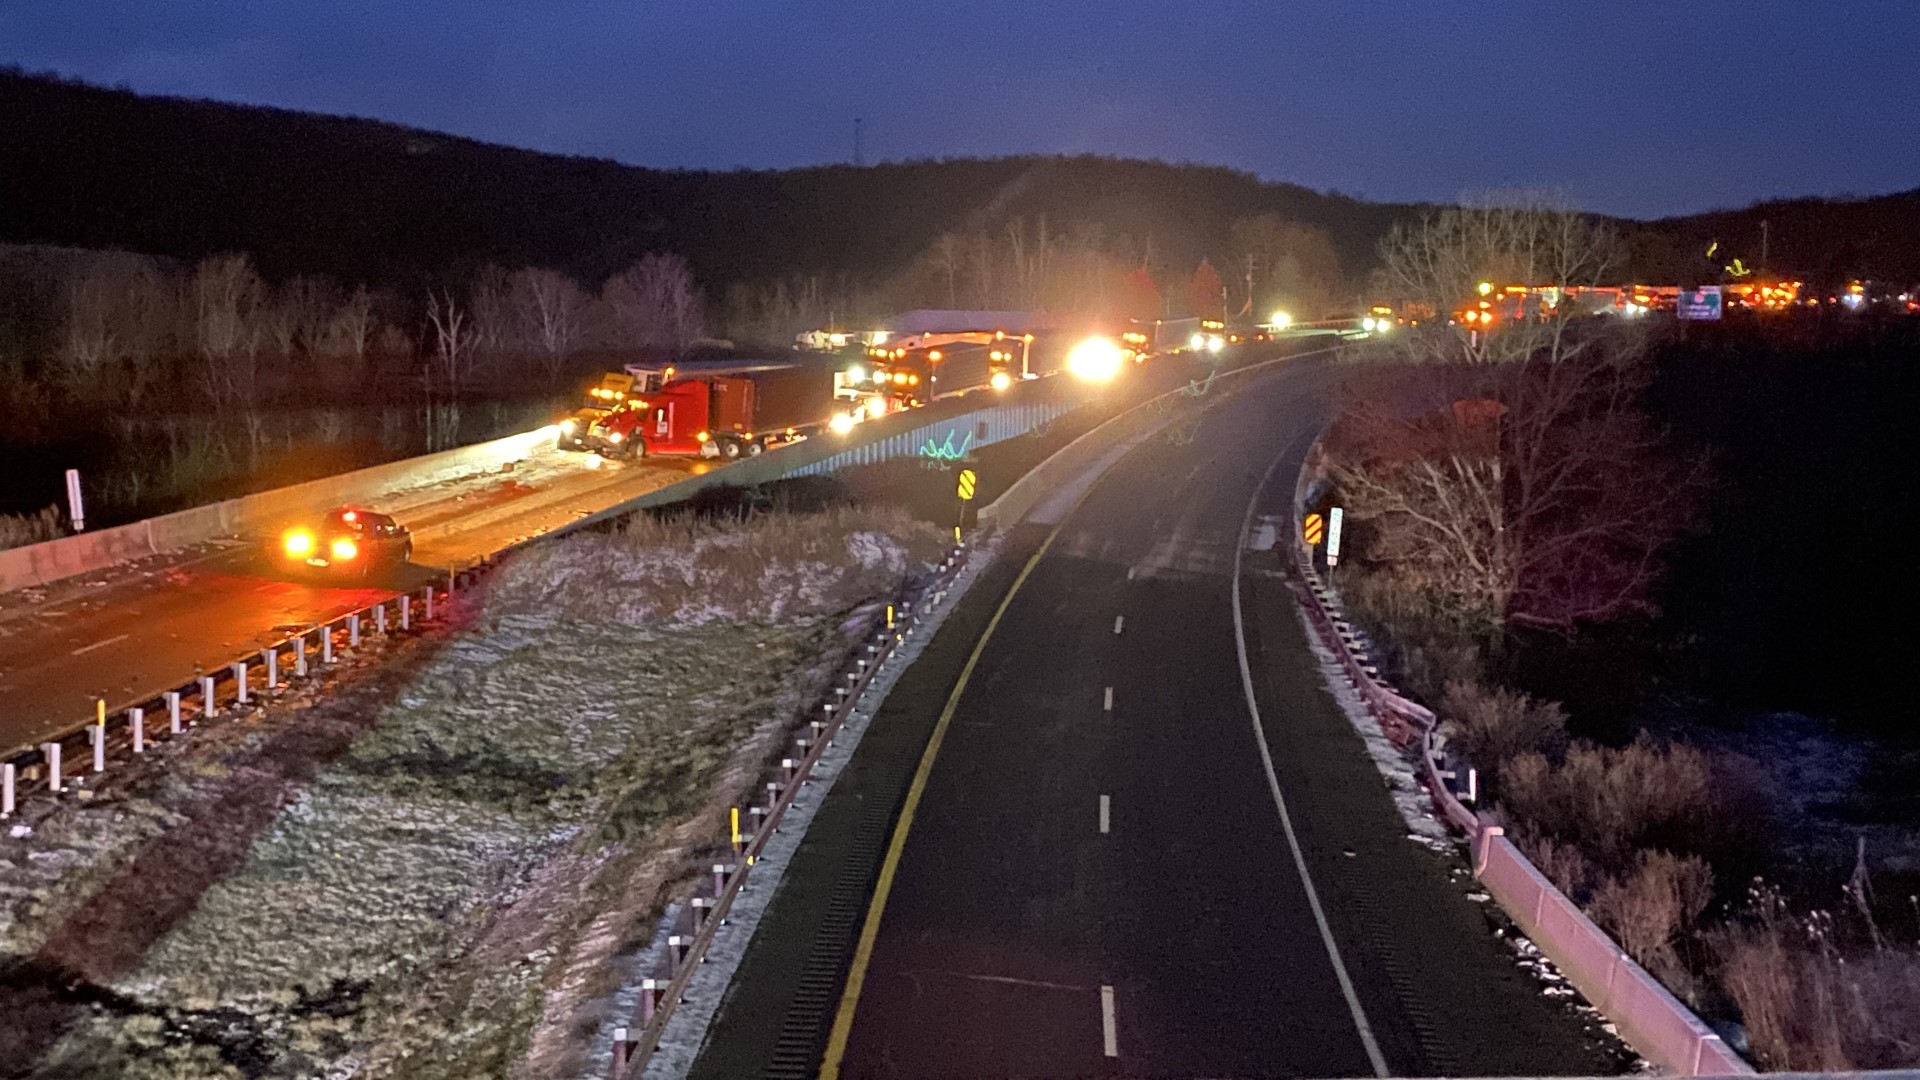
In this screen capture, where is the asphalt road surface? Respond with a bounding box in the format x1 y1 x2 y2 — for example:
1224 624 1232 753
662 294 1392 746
0 446 707 755
821 362 1619 1078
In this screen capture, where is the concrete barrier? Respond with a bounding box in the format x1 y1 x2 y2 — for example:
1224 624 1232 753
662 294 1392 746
0 426 557 594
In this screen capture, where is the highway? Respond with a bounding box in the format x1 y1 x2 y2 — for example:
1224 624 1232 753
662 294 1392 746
813 362 1619 1078
0 445 710 756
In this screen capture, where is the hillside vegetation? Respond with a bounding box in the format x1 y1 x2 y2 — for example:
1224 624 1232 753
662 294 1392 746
6 69 1916 309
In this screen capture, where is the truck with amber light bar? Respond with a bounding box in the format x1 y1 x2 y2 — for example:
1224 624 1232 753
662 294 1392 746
557 371 637 451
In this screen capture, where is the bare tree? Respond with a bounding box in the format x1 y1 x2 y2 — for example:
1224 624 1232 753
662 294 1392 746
1231 215 1344 318
931 232 962 307
467 263 516 365
320 285 377 365
191 254 264 411
58 253 176 402
602 254 704 352
1325 355 1707 639
507 267 589 378
425 289 479 395
1376 193 1627 365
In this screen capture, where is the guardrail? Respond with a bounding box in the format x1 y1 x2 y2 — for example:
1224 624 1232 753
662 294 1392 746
605 542 975 1079
2 568 470 819
1284 445 1753 1076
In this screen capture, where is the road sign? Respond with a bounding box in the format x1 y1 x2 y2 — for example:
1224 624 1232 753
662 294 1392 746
956 468 977 501
1678 285 1723 321
1326 507 1344 567
1303 512 1324 546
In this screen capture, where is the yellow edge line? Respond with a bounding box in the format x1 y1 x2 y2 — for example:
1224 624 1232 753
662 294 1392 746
817 507 1087 1078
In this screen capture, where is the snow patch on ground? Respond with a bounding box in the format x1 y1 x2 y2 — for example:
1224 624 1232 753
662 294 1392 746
1295 609 1451 848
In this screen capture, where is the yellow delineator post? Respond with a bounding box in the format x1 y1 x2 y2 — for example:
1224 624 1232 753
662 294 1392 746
955 468 979 543
730 806 741 854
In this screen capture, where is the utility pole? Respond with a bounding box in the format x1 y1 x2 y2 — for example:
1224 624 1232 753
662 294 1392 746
853 118 864 167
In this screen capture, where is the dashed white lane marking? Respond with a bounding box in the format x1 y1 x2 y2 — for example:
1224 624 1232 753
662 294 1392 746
1100 985 1118 1057
1126 566 1136 581
1099 794 1110 834
1113 615 1124 635
1102 686 1113 712
71 633 129 656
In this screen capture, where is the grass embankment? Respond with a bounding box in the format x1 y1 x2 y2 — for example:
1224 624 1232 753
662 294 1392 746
10 506 946 1079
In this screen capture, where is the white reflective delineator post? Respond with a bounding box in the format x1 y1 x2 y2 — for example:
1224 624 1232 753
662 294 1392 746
424 587 435 621
1326 506 1344 570
348 613 361 647
130 707 145 753
375 603 387 635
399 596 410 631
91 725 105 773
294 636 308 677
43 743 62 793
66 468 85 532
2 763 13 817
200 675 216 721
321 625 334 664
264 646 278 689
232 662 249 704
166 691 181 734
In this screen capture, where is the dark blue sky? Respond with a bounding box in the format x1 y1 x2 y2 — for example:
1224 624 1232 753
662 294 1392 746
5 1 1914 218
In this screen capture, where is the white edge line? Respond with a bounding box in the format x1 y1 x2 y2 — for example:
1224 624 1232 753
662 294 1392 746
1102 686 1113 711
1113 615 1124 634
1100 984 1118 1057
1230 435 1392 1079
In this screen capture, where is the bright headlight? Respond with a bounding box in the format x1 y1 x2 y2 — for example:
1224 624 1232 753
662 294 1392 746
829 412 856 435
607 431 624 443
282 530 314 558
1270 311 1292 329
1188 333 1206 351
847 364 866 383
1066 337 1125 382
1206 335 1225 353
560 419 577 433
989 370 1013 391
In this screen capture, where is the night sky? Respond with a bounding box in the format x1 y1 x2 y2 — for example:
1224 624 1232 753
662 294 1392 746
5 1 1914 218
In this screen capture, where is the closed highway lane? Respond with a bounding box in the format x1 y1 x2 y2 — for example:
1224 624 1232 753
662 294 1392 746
0 446 704 756
820 362 1619 1078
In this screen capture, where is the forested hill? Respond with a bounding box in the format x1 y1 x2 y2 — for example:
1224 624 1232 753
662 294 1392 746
3 69 1916 293
0 70 1408 292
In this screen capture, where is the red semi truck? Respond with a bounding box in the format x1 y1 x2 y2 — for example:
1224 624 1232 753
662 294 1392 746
584 361 843 460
